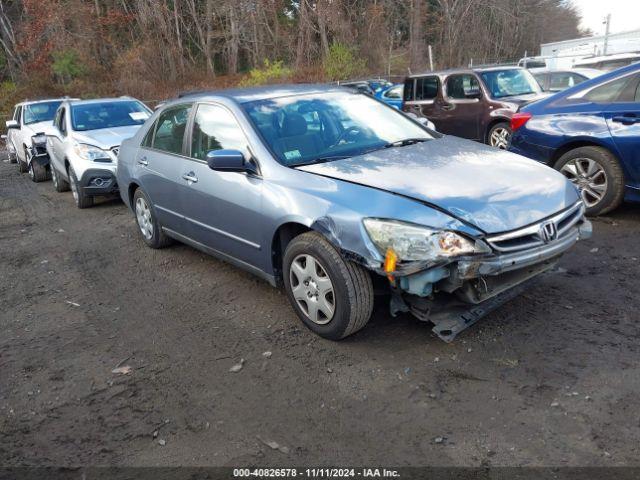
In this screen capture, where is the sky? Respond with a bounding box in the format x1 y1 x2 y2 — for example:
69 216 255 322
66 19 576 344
571 0 640 35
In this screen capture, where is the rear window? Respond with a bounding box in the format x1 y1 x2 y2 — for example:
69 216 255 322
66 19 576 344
414 76 439 101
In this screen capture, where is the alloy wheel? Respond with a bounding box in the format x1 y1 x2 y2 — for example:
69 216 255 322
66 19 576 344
28 161 34 180
489 127 511 149
560 157 607 208
70 173 79 202
52 167 59 188
135 196 154 240
289 254 335 325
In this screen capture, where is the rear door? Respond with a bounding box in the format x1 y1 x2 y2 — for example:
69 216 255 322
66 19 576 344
435 73 484 140
179 102 264 269
403 75 440 122
135 103 193 233
602 72 640 187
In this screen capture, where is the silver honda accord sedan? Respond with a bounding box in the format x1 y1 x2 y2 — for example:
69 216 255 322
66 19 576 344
116 85 592 342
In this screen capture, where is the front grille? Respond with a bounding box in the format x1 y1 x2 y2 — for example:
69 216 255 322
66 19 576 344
486 202 584 253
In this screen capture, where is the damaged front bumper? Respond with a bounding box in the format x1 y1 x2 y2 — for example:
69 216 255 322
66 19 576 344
387 215 592 342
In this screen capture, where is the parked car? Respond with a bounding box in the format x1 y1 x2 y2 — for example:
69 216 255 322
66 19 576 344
402 67 548 149
339 81 375 96
509 62 640 216
3 98 70 182
46 97 151 208
117 85 591 342
531 68 603 92
375 84 403 109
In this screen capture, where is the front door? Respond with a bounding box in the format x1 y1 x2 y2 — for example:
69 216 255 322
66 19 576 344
434 74 484 140
179 102 264 269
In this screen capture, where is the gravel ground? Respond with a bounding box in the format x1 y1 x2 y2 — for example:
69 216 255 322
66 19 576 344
0 154 639 467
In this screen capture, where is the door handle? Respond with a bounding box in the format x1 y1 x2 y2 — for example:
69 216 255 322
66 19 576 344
612 115 640 124
137 157 148 166
182 172 198 183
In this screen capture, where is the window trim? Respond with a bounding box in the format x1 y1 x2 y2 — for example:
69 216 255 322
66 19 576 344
443 73 483 103
139 102 194 160
405 75 440 104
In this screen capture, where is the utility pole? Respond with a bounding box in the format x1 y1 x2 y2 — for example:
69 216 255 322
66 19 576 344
603 13 611 55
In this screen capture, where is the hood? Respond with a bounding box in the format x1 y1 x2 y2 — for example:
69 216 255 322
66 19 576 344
73 125 142 149
298 136 579 234
502 92 550 106
23 121 57 136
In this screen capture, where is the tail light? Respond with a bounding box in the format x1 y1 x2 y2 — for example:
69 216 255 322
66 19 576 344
511 112 532 131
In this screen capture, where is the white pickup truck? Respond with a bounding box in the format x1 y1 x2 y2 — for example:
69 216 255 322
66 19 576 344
3 98 71 182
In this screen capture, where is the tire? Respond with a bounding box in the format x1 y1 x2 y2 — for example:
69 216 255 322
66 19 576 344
554 146 625 216
51 163 70 192
29 160 50 183
68 164 94 209
132 188 172 249
18 147 28 173
8 149 17 163
487 122 511 149
283 232 374 340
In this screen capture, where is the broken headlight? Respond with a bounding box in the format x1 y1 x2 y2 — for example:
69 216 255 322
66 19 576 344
363 218 488 262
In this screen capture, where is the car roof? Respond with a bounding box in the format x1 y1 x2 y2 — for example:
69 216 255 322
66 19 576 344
15 97 74 107
66 97 139 106
174 84 353 104
529 68 604 78
408 66 524 78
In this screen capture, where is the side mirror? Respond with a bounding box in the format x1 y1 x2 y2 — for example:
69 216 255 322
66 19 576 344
5 120 19 129
206 149 258 175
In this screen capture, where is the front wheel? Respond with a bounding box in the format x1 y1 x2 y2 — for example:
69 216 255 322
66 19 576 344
68 165 94 209
487 122 512 149
554 146 625 216
283 232 374 340
29 159 50 183
51 163 70 192
18 147 29 173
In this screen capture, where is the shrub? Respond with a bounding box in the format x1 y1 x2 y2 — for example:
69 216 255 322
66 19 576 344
323 42 366 81
51 49 87 84
240 59 292 86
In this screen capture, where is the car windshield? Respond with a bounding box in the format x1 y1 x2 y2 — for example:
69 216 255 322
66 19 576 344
480 69 541 98
243 92 434 167
23 101 62 125
71 101 150 131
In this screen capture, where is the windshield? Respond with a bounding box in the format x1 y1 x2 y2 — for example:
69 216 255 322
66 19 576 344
23 101 62 125
243 92 434 167
71 101 150 131
480 69 541 98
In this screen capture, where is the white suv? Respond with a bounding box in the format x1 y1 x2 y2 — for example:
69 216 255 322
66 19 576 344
3 98 70 182
46 97 151 208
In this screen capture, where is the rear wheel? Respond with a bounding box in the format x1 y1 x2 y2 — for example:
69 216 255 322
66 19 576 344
487 122 511 149
68 165 94 209
283 232 374 340
554 146 624 216
133 188 172 248
51 164 70 192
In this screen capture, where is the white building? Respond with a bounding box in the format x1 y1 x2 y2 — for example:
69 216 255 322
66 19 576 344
537 29 640 70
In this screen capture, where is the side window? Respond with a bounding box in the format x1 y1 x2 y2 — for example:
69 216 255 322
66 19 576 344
635 82 640 102
414 76 439 101
582 75 634 103
446 74 481 99
141 122 155 148
190 104 247 160
152 104 192 155
403 78 414 101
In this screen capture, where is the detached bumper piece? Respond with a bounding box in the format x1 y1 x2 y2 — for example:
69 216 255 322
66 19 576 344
80 169 119 196
28 144 49 167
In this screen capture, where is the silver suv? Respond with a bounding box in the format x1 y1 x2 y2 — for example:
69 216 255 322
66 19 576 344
46 97 151 208
3 98 70 182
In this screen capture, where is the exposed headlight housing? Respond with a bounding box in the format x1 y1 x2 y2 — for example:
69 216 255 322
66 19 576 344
363 218 489 262
31 134 47 146
74 143 111 162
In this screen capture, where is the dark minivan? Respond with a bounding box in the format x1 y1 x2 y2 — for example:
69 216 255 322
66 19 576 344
402 67 547 149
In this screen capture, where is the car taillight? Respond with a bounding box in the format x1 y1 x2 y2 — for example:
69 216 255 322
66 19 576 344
511 112 532 131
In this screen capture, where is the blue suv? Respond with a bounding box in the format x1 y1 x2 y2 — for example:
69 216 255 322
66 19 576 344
509 62 640 215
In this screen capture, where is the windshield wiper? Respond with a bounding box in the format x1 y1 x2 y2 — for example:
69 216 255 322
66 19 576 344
384 138 429 148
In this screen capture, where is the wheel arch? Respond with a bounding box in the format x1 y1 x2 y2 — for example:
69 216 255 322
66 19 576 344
550 139 620 167
271 222 312 286
127 181 140 210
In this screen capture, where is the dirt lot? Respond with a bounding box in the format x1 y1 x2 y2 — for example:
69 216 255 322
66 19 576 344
0 154 639 468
